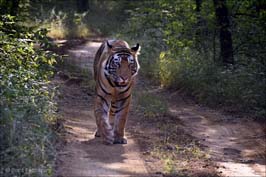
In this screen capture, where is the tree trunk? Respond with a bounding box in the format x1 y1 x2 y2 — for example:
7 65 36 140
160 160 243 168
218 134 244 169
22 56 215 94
196 0 202 12
195 0 202 40
195 0 203 51
10 0 20 16
0 0 19 15
77 0 89 13
213 0 234 65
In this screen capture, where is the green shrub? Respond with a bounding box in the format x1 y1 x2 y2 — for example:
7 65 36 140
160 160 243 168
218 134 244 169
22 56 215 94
118 0 266 119
158 49 266 117
0 15 57 177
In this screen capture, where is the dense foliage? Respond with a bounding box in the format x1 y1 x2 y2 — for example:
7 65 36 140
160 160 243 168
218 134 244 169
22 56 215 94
28 0 132 38
119 0 266 118
0 12 56 177
0 1 131 176
0 0 265 175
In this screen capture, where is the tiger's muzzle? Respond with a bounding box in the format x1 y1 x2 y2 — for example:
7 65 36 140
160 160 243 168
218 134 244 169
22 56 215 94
114 77 129 87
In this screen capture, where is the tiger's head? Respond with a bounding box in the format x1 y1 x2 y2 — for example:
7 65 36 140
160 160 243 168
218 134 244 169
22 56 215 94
104 40 140 87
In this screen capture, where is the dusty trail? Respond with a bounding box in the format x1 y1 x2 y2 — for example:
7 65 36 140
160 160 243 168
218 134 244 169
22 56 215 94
54 41 149 177
168 92 266 177
54 39 265 177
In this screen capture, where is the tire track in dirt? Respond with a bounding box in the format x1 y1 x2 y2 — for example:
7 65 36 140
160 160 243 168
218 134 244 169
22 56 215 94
53 40 265 177
167 92 266 177
54 41 150 177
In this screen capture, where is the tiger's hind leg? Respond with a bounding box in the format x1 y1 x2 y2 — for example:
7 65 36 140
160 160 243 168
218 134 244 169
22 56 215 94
94 129 101 137
113 113 128 144
94 113 101 138
109 101 116 127
113 96 131 144
94 96 114 144
114 136 128 144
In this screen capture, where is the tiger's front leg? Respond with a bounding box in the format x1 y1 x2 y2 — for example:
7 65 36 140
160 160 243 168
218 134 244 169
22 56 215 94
94 95 114 144
112 95 131 144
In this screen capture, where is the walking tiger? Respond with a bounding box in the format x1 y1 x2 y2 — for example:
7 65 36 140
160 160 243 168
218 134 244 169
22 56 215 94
93 40 140 144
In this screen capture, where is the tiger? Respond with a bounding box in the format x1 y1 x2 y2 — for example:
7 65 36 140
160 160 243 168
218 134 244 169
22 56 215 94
93 39 140 144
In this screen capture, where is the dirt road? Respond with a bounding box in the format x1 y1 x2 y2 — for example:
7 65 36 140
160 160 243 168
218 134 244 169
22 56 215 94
54 40 265 177
54 41 149 177
167 93 266 177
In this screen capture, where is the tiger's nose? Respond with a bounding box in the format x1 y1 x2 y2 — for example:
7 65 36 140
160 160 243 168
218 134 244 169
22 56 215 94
121 76 129 81
116 77 129 84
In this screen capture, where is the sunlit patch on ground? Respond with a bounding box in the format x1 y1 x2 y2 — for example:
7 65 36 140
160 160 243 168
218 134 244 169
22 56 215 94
54 40 151 177
218 162 264 177
53 39 265 177
168 102 266 177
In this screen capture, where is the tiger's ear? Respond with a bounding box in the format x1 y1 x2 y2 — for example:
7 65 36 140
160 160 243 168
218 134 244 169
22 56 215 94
107 40 112 49
131 43 141 54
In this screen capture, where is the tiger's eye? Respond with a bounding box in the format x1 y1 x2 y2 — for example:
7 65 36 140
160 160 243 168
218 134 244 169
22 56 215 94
113 56 121 63
128 55 134 64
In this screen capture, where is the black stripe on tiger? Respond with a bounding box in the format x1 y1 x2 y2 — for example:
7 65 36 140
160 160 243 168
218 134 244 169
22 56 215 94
119 83 132 95
116 94 131 103
93 40 140 144
93 42 106 80
112 48 131 54
114 102 130 114
97 94 109 108
98 80 111 95
111 103 118 109
104 73 115 87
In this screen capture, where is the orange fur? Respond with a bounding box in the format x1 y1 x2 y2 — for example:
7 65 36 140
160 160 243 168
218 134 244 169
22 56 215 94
93 40 140 144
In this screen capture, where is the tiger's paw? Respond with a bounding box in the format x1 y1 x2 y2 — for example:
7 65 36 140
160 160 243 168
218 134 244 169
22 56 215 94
114 137 127 144
94 130 101 138
104 140 114 145
103 136 114 145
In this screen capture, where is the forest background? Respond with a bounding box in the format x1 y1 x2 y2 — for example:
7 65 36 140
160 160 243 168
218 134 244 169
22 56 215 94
0 0 265 176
